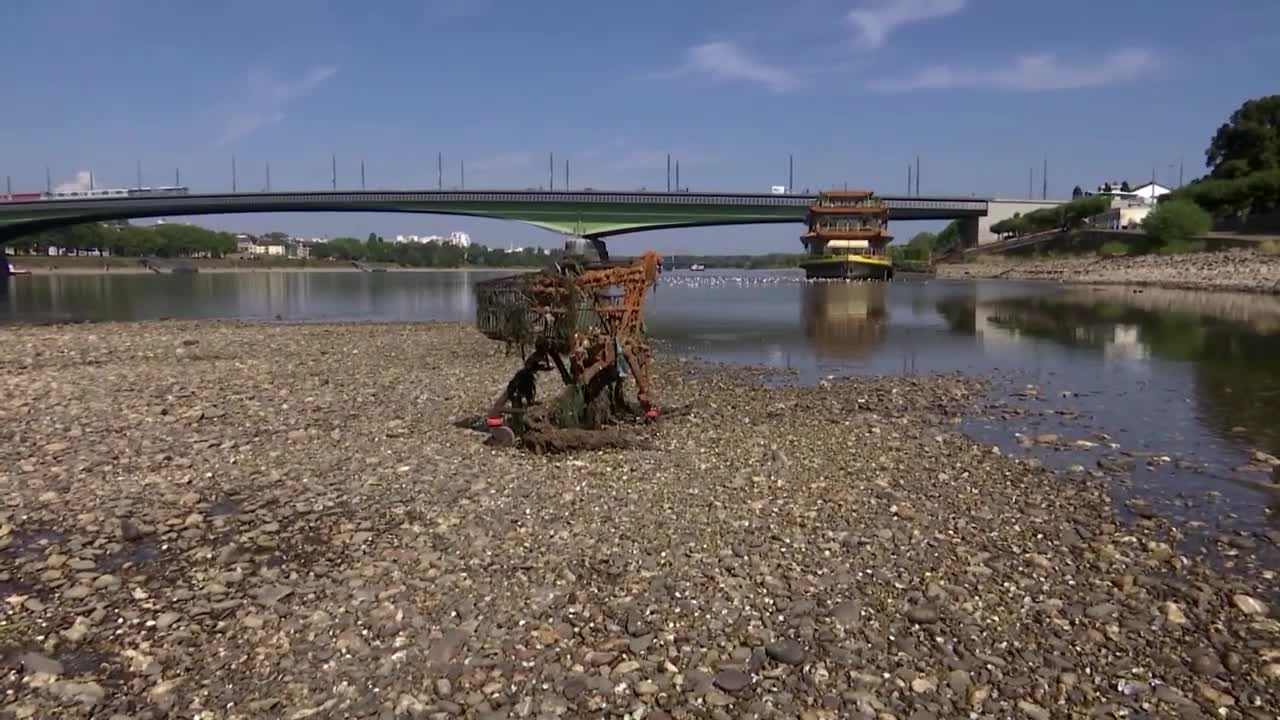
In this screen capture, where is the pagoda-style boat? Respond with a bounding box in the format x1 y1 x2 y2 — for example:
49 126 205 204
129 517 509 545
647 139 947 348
799 190 894 280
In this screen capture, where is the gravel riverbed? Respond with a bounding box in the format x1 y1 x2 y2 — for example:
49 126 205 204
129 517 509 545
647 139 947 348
938 249 1280 294
1 321 1277 719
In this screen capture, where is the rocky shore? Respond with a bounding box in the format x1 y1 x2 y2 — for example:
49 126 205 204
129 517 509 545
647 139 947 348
1 321 1277 719
938 249 1280 294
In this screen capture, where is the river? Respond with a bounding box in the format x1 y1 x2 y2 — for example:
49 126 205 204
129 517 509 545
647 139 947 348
3 269 1279 560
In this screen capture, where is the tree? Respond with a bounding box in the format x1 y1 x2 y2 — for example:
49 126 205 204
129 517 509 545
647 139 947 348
907 231 937 252
1102 183 1113 193
1072 186 1084 199
1142 199 1212 246
1206 95 1280 179
1120 181 1132 193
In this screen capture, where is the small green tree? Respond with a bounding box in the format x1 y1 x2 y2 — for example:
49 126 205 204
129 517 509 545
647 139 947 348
1142 199 1212 248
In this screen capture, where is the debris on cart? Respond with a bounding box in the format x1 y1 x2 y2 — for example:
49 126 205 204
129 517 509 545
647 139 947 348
474 251 664 452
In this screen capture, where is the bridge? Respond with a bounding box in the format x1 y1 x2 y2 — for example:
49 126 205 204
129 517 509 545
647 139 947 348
0 188 1021 256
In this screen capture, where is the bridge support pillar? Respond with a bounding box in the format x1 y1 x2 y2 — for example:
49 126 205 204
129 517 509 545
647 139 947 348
0 253 10 278
959 216 980 250
563 236 609 263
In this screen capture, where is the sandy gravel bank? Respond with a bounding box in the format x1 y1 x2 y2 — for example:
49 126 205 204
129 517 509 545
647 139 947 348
939 249 1280 294
0 322 1275 718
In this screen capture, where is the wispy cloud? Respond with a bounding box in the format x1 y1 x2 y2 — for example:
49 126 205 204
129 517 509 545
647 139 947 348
847 0 966 49
214 65 338 147
872 48 1160 92
685 41 800 94
53 170 94 193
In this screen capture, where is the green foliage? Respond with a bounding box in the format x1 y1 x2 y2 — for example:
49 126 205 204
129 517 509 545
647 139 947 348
310 236 553 268
1173 168 1280 218
1098 241 1132 257
989 196 1113 238
1142 199 1212 248
1206 95 1280 179
934 220 962 252
9 222 236 258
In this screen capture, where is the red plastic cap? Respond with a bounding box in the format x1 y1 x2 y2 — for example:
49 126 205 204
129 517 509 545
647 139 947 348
645 408 659 419
485 416 505 428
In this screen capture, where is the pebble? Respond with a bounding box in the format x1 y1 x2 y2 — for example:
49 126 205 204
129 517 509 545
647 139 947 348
1233 594 1268 616
713 670 752 692
0 320 1275 719
764 639 805 665
905 606 940 624
18 653 64 676
1016 700 1051 720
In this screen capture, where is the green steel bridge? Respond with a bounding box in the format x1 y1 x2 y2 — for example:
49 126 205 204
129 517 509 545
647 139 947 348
0 189 1015 267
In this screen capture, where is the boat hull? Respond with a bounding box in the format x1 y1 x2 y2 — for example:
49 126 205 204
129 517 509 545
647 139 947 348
799 255 893 281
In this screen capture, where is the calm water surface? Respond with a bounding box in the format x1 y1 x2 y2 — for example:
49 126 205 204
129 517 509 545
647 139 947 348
4 269 1279 556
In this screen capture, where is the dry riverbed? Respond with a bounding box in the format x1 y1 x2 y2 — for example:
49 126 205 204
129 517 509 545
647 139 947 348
1 321 1277 719
938 249 1280 294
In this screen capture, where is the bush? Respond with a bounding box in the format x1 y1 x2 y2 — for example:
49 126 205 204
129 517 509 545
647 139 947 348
1258 239 1280 256
1098 241 1132 257
1143 199 1212 248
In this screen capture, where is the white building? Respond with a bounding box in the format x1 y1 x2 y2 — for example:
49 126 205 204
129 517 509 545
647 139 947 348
1091 198 1155 230
1091 180 1172 206
447 231 472 248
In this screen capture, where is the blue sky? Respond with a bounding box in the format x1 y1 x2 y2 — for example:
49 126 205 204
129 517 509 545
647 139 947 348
3 0 1278 253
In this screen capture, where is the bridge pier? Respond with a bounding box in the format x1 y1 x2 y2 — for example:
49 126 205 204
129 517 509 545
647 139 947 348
563 236 610 263
0 253 10 278
960 216 980 250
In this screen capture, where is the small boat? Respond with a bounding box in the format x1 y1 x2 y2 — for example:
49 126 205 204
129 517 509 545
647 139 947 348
689 263 706 272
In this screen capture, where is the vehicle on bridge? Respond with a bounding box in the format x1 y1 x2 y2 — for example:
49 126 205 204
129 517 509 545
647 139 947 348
798 190 894 280
1 186 190 202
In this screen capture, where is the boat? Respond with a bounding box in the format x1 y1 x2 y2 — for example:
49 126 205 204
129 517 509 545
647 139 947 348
798 190 894 280
689 263 706 272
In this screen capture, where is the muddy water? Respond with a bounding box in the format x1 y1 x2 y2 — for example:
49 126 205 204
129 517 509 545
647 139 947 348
4 268 1279 562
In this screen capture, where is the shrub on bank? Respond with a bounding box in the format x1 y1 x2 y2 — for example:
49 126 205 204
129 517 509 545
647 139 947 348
1143 199 1212 249
1098 240 1132 257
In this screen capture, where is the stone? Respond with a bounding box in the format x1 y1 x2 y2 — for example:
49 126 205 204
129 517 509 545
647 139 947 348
946 669 971 694
905 606 940 624
1035 434 1059 445
19 652 63 676
435 679 452 697
64 584 93 600
1164 602 1188 625
1016 700 1050 720
830 600 860 626
910 677 937 693
765 639 805 665
92 574 120 590
1233 594 1268 616
635 680 659 695
1085 603 1119 621
155 612 181 630
120 519 151 541
713 669 752 692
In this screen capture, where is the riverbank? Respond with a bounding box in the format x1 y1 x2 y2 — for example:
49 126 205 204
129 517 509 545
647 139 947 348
938 248 1280 293
2 321 1275 718
3 255 536 275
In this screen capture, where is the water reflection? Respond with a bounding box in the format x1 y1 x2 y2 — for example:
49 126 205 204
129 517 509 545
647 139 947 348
801 282 887 359
1 271 511 323
6 270 1280 543
962 286 1280 455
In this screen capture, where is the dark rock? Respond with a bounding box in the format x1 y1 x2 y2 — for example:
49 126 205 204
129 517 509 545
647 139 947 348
906 606 941 624
765 639 805 665
713 669 752 692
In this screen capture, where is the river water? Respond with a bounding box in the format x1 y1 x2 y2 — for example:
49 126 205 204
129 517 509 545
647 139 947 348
3 269 1279 561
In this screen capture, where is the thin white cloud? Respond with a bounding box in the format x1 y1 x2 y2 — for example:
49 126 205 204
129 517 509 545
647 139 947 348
685 41 799 94
214 65 338 147
53 170 94 193
872 48 1160 92
848 0 966 49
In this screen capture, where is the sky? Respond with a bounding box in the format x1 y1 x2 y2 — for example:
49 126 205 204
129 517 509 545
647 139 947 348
3 0 1279 254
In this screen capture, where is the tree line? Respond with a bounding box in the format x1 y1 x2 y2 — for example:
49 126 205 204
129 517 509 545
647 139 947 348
310 233 557 268
8 222 237 258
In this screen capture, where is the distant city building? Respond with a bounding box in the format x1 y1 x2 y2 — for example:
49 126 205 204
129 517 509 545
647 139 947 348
447 231 472 248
